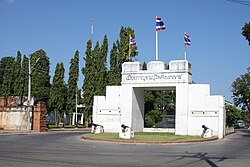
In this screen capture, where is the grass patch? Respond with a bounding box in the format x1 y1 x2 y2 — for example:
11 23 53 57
84 132 201 141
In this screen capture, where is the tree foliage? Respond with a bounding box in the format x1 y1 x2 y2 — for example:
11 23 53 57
242 22 250 45
144 90 176 127
82 40 94 126
49 63 67 124
143 61 155 117
67 50 79 115
117 26 138 62
155 91 176 115
82 35 109 126
0 53 29 100
0 50 50 103
13 51 22 96
107 26 138 86
142 61 147 70
30 49 51 102
225 104 248 127
145 110 162 127
0 26 141 127
20 55 29 96
107 42 120 85
0 57 15 96
97 35 108 96
231 67 250 112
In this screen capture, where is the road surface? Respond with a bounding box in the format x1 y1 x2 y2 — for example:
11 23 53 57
0 129 249 167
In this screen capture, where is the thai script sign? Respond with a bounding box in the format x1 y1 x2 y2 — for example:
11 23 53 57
122 73 189 84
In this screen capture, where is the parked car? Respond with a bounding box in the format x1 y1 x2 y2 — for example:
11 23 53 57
235 120 245 129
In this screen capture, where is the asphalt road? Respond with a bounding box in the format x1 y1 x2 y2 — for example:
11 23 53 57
0 129 250 167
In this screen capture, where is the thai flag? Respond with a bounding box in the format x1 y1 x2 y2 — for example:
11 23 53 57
130 35 136 46
156 17 166 31
184 33 191 46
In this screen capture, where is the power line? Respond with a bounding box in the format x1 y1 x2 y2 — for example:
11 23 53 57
226 0 250 6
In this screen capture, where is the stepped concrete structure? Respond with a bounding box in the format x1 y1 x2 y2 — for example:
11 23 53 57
92 60 225 139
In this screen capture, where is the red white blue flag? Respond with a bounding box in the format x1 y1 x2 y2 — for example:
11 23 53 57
130 35 136 46
184 33 191 46
156 17 166 31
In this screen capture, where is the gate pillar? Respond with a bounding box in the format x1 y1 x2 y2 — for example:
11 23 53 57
33 102 47 132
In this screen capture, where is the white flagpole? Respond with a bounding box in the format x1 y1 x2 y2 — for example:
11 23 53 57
129 35 131 61
184 45 187 60
156 29 158 61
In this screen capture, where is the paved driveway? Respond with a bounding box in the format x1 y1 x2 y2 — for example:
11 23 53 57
0 129 249 167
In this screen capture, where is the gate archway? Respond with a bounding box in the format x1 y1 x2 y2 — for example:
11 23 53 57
93 60 226 138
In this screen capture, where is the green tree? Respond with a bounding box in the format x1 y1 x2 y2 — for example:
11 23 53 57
143 61 155 120
242 22 250 45
96 35 108 96
145 110 162 127
231 67 250 112
30 49 50 102
92 41 100 96
144 90 176 127
154 90 176 115
226 104 244 127
49 63 67 124
142 61 147 70
0 57 7 95
82 40 94 127
116 26 138 83
144 90 155 124
20 55 29 97
117 26 138 63
82 28 138 126
67 50 79 116
13 51 22 96
0 57 15 96
107 42 120 85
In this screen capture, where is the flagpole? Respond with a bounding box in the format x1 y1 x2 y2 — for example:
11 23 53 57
184 45 187 60
129 35 131 61
156 28 158 61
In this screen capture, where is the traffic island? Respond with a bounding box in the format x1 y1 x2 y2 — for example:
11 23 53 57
82 132 218 144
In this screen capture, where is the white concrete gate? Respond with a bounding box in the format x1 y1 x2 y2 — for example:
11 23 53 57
92 60 225 138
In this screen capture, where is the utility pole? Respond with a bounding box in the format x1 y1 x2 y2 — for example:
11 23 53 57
26 56 41 131
26 58 31 131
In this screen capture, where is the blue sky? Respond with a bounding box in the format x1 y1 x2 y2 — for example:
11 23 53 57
0 0 249 102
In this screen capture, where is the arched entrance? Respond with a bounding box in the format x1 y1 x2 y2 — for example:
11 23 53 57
144 89 176 129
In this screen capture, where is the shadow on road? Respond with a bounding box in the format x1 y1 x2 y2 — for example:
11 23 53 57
169 152 227 167
235 129 250 138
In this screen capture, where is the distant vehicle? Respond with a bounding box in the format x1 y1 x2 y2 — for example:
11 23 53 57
235 120 245 129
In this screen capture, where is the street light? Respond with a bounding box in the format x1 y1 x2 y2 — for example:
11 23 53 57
26 56 41 131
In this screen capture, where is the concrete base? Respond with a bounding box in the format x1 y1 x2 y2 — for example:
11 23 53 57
91 125 104 134
119 127 134 139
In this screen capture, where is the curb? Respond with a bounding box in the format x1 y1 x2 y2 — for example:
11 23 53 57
48 128 91 132
0 130 35 135
81 135 218 144
0 128 91 135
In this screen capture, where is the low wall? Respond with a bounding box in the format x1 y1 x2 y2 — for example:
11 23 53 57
0 96 47 132
0 107 27 130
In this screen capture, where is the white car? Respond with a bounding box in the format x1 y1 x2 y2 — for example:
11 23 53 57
235 120 245 129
